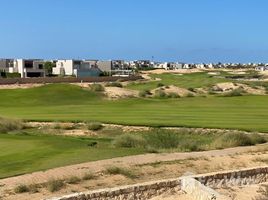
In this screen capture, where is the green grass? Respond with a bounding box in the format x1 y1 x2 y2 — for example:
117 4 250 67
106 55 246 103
0 133 144 179
127 72 229 91
0 84 268 132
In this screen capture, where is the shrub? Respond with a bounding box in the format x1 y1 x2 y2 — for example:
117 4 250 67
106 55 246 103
154 90 166 98
249 133 267 144
66 176 81 184
143 130 180 149
157 83 165 87
105 82 123 88
211 133 253 149
188 88 195 92
82 173 95 180
87 122 103 131
167 92 180 98
186 93 194 97
139 90 151 97
222 88 245 97
105 166 137 179
14 184 29 193
113 134 146 148
0 117 23 133
46 179 65 192
90 84 104 92
28 184 39 193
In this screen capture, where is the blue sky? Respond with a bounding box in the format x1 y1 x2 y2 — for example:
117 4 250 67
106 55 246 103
0 0 268 63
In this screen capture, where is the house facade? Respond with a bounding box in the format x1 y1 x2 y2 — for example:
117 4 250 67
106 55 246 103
0 59 14 72
53 60 101 77
13 59 46 78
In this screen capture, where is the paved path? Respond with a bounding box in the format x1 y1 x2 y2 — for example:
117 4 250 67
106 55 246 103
0 143 267 191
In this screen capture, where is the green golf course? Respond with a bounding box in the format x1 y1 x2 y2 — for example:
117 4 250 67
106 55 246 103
0 83 267 132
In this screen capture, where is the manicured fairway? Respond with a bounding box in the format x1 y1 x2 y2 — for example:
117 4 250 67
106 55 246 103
0 84 268 132
126 72 230 91
0 133 144 178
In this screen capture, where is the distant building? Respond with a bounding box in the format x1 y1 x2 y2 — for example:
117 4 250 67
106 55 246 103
0 59 14 72
13 59 46 78
53 60 101 77
255 66 268 71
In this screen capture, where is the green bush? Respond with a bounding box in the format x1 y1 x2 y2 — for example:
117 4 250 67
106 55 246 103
0 117 23 133
105 82 123 88
139 90 151 97
157 83 165 87
14 184 29 193
188 88 195 92
90 84 104 92
154 90 166 98
87 122 103 131
249 133 267 144
167 92 180 98
105 166 137 179
211 133 254 149
113 134 146 148
222 88 245 97
46 179 65 192
186 93 194 97
5 72 21 78
143 130 180 149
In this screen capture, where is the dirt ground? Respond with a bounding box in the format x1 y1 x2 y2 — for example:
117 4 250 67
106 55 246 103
104 86 139 99
216 184 262 200
0 83 45 89
1 143 268 200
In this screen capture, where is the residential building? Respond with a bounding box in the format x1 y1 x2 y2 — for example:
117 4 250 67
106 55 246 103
255 66 268 71
53 60 101 77
0 59 14 72
13 59 46 78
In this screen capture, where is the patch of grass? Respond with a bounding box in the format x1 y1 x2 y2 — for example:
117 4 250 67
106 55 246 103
157 83 165 87
113 134 146 148
0 117 23 133
46 179 65 192
0 133 145 179
14 184 29 193
66 176 81 184
250 133 267 144
154 89 166 98
186 93 194 97
167 92 180 98
90 84 104 92
1 84 268 132
210 132 266 149
105 166 137 179
87 122 103 131
221 88 245 97
143 129 180 149
105 82 123 88
82 173 96 180
28 184 39 193
138 89 151 97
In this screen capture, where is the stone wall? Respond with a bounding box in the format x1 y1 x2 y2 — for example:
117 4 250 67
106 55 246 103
194 166 268 189
46 166 268 200
47 178 181 200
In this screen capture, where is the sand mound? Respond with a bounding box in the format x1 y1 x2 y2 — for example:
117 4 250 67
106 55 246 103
152 85 194 97
105 87 138 99
212 82 239 92
212 82 266 95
